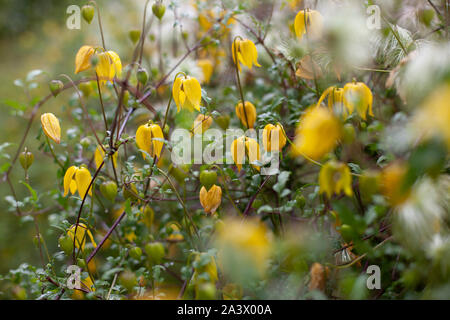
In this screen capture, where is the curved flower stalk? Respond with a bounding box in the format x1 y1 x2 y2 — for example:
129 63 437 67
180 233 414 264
135 122 164 159
172 75 202 112
262 123 287 152
319 161 353 198
235 101 257 129
231 136 261 172
63 165 93 198
294 9 323 40
41 113 61 144
232 38 261 72
199 184 222 215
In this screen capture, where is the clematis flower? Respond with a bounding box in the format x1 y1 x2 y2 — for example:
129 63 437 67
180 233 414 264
75 45 95 74
67 223 97 251
172 75 202 112
343 81 374 120
199 184 222 215
63 165 93 198
41 113 61 144
232 38 261 72
317 86 349 119
231 136 261 172
235 101 257 129
135 122 164 159
197 59 214 84
294 9 323 40
292 107 341 160
380 162 410 206
192 114 213 135
95 51 122 85
319 160 353 198
262 123 287 152
94 145 118 169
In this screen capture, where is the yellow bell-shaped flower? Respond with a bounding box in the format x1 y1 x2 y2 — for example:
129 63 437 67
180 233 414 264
317 86 349 119
231 136 261 172
67 223 97 251
135 122 164 159
63 165 93 198
262 123 287 152
192 114 213 135
343 81 374 120
75 45 95 74
232 38 261 72
41 113 61 144
197 59 214 84
172 75 202 112
235 101 257 129
94 145 118 169
292 106 341 161
199 184 222 215
95 51 122 85
294 9 323 40
318 161 353 198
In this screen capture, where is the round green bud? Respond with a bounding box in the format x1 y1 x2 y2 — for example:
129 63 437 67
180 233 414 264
49 80 64 97
342 123 356 144
196 282 216 300
81 5 95 24
129 246 143 260
295 193 306 209
100 181 118 202
58 234 74 255
152 2 166 20
19 148 34 170
144 242 165 265
119 270 137 292
129 29 141 44
199 170 217 190
137 67 149 85
215 115 230 130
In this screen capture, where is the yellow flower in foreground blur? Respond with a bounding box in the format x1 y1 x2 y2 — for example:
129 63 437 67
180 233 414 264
94 145 118 169
232 38 261 72
67 223 97 251
413 84 450 149
197 59 214 84
41 113 61 144
63 165 93 198
343 81 374 120
172 75 202 112
317 86 348 119
192 114 213 135
381 162 410 206
235 101 257 128
231 136 261 172
199 184 222 215
75 45 95 74
319 161 353 198
295 55 323 80
262 123 287 152
95 51 122 85
135 122 164 159
292 107 341 161
294 9 323 40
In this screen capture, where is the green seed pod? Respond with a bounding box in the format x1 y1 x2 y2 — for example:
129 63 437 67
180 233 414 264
129 246 143 260
100 181 118 201
196 282 216 300
123 183 139 201
199 170 217 190
129 30 141 44
119 270 137 292
163 124 170 136
79 82 93 97
144 242 165 265
81 5 95 24
80 136 92 149
152 2 166 20
49 80 64 97
342 123 356 144
19 148 34 170
215 115 230 130
58 234 74 255
295 193 306 209
137 67 148 85
340 224 354 243
77 258 87 269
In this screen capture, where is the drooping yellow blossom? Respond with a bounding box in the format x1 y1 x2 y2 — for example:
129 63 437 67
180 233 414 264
94 145 118 169
199 184 222 215
135 122 164 159
319 161 353 198
295 55 322 80
294 9 323 40
232 38 261 72
41 113 61 144
292 107 342 160
262 123 287 152
172 75 202 112
67 223 97 251
197 59 214 84
95 51 122 85
75 45 95 74
413 84 450 149
380 162 410 206
343 81 374 120
63 165 93 198
231 136 261 171
192 114 213 135
235 101 257 128
317 86 349 118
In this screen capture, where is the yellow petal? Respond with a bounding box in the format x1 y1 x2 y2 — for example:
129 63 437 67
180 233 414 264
183 77 202 111
231 137 245 172
41 113 61 144
94 146 104 170
95 52 113 85
245 138 261 171
64 166 78 197
262 124 274 151
75 45 94 74
75 167 93 198
150 124 164 158
136 124 152 159
197 59 214 84
250 40 261 67
107 51 122 78
172 77 182 112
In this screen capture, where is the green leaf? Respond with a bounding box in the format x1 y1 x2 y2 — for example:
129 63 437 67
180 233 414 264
19 181 38 202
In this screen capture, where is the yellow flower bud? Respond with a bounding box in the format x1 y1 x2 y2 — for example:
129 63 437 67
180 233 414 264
199 184 222 215
294 9 323 40
95 51 122 85
192 114 213 135
292 107 341 161
94 145 118 169
262 123 287 152
319 161 353 198
235 101 257 129
135 122 164 159
231 136 261 172
197 59 214 84
63 165 93 198
67 223 97 251
232 38 261 72
41 113 61 144
343 81 374 120
172 75 202 112
75 45 95 74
